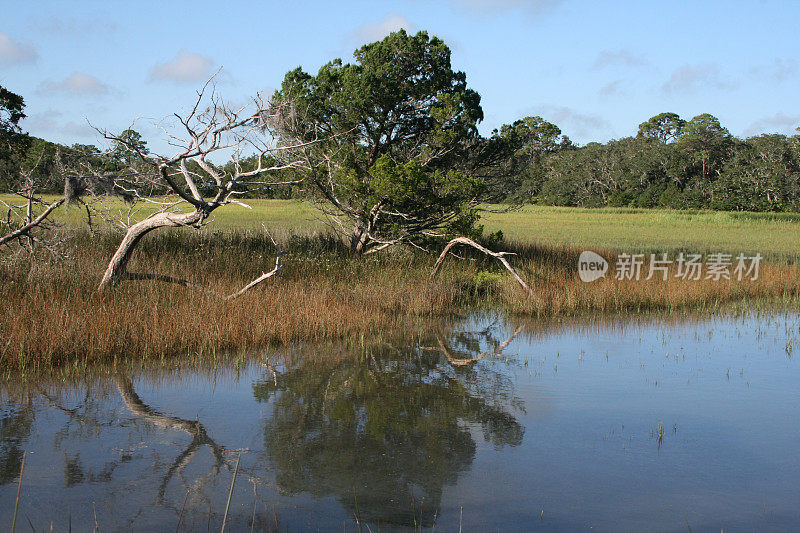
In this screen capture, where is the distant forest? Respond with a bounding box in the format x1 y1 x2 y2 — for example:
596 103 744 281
3 84 799 212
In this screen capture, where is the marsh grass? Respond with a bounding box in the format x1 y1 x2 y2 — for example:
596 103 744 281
482 206 800 262
3 198 800 373
2 222 800 375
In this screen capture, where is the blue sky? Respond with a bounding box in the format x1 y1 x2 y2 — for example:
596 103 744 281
1 0 798 154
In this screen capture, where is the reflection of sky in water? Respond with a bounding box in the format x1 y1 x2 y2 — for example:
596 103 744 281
0 313 798 531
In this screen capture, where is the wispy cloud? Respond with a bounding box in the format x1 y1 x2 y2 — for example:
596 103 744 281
598 79 626 98
530 104 611 139
347 13 416 44
744 113 800 137
0 31 38 66
38 72 110 96
592 49 647 70
661 63 736 94
28 14 117 35
149 51 216 83
749 58 797 83
23 110 95 139
447 0 564 16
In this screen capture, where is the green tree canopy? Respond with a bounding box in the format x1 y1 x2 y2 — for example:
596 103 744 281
0 85 31 189
486 115 572 201
637 112 685 143
0 85 26 134
111 129 148 166
677 113 734 183
271 30 517 254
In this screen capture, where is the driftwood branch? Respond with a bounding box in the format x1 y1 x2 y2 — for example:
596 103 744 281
224 251 284 301
430 237 533 295
111 253 284 301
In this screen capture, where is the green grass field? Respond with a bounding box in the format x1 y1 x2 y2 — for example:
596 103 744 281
481 206 800 261
22 196 797 261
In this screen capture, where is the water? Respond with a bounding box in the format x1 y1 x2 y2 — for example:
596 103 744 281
1 313 799 531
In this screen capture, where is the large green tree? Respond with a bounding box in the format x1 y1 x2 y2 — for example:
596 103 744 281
271 30 518 254
637 112 685 144
676 113 734 187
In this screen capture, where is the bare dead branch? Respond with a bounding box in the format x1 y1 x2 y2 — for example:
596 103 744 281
85 74 310 291
224 252 284 301
0 198 64 248
430 237 533 295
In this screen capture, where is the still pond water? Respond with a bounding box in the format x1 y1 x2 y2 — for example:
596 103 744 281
1 313 799 532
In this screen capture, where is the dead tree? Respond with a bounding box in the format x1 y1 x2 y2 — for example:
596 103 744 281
92 79 305 292
0 153 67 257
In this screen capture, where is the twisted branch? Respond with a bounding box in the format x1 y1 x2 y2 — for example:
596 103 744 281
430 237 532 295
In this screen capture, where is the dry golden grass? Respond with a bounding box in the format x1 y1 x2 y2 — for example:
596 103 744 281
2 226 799 375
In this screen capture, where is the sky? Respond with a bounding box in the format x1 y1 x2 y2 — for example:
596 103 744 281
1 0 798 155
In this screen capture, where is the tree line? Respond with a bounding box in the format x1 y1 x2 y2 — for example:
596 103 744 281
523 112 800 212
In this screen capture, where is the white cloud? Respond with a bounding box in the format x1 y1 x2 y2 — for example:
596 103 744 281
661 63 736 94
743 113 800 137
38 72 110 96
149 51 216 83
348 14 416 44
0 31 38 66
593 49 647 70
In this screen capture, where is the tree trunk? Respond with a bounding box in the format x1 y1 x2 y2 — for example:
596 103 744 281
98 210 204 290
350 224 369 255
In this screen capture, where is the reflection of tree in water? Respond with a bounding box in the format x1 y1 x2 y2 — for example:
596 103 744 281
42 386 122 488
1 377 233 528
0 399 33 485
254 323 525 528
113 376 231 507
1 387 121 488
